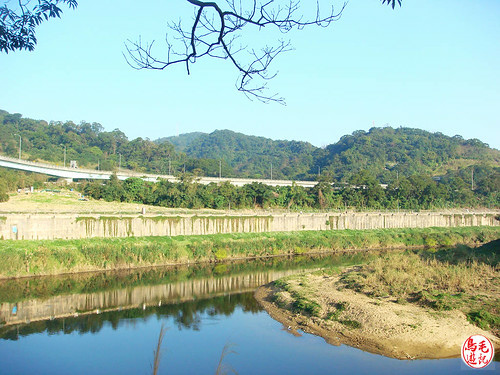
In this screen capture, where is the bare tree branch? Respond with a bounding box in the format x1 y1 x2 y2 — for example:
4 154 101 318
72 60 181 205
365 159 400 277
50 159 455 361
124 0 347 104
2 0 401 104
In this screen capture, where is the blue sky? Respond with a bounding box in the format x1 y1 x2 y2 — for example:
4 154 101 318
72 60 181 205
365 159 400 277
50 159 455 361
1 0 499 149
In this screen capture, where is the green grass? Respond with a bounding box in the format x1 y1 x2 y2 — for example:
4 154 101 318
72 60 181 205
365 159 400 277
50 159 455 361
338 239 500 335
339 319 362 329
269 236 499 335
273 277 322 317
467 309 500 331
0 226 499 278
323 302 362 329
325 302 348 321
274 277 362 328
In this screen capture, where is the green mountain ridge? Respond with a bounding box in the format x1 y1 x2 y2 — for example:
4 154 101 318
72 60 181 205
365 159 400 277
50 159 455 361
169 129 317 179
156 127 500 182
316 127 500 181
156 132 206 152
1 109 499 184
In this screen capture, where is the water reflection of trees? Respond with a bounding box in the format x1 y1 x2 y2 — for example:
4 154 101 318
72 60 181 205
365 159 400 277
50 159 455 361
0 251 376 304
0 250 379 341
0 292 260 340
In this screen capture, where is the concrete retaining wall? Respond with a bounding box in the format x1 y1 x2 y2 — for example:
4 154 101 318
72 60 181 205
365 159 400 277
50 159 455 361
0 212 498 240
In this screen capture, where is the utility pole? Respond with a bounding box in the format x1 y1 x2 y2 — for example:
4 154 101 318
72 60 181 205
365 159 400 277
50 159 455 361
168 159 171 175
318 166 320 176
98 159 100 171
119 153 121 170
60 144 66 168
219 160 222 179
471 168 474 190
14 134 21 160
270 163 273 180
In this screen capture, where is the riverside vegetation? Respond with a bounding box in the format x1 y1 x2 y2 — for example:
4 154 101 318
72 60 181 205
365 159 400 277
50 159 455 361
0 226 499 278
340 241 500 335
261 240 500 359
271 241 499 334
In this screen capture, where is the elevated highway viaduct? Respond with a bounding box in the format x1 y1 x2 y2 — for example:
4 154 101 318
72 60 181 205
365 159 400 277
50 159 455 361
0 154 318 188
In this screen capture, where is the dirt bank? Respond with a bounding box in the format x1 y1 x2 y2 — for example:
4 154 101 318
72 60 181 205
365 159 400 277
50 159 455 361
255 273 500 360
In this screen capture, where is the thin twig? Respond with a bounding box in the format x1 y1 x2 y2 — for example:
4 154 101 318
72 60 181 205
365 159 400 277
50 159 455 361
125 1 346 104
152 324 167 375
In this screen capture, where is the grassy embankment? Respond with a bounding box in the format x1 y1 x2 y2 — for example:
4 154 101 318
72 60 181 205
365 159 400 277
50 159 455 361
0 226 498 279
270 239 500 336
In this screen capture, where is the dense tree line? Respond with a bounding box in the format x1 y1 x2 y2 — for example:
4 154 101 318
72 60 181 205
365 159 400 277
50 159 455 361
0 110 179 173
2 109 499 183
81 166 499 210
0 167 47 202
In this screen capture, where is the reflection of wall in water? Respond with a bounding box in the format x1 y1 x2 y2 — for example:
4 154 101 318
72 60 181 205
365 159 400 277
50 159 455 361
0 269 310 326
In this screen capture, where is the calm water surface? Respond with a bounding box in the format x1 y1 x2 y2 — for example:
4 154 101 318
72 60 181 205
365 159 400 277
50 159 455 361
0 252 492 374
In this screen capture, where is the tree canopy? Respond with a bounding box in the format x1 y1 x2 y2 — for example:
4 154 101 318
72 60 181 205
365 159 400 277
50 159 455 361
0 0 77 53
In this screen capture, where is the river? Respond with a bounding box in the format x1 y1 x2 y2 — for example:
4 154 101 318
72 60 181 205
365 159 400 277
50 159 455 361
0 251 487 374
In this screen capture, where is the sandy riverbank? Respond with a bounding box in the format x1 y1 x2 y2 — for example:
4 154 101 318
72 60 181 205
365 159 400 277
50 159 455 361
255 272 500 360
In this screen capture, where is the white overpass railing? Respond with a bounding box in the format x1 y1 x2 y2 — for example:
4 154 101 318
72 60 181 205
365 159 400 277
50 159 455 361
0 154 318 187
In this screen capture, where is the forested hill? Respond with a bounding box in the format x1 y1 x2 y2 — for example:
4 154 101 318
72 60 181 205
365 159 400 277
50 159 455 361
0 109 176 173
158 129 317 179
156 127 500 182
156 132 205 152
316 127 500 182
1 109 499 184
